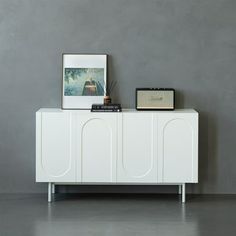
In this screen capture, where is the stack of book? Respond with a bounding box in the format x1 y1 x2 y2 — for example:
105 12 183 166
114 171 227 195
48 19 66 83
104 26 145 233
91 104 122 112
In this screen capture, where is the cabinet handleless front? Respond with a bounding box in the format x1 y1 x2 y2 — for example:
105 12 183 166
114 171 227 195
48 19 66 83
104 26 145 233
36 112 76 182
117 113 157 183
157 113 198 183
75 113 117 183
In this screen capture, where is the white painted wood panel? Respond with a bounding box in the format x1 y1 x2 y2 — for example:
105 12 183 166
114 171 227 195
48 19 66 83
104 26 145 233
36 112 76 182
76 113 117 182
158 113 198 183
117 113 157 183
36 109 198 189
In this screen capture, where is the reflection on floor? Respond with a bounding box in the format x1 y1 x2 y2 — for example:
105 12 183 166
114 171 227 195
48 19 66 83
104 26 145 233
0 194 236 236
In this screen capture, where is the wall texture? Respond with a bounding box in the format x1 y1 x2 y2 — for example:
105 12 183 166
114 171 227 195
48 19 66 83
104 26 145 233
0 0 236 194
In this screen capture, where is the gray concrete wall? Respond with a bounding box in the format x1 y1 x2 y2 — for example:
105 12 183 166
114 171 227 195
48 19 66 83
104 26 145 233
0 0 236 193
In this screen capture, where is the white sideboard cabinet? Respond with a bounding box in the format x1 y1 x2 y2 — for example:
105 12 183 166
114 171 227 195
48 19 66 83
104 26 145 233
36 109 198 203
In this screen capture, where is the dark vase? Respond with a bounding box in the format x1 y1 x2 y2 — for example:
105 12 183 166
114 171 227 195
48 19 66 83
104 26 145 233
104 96 112 105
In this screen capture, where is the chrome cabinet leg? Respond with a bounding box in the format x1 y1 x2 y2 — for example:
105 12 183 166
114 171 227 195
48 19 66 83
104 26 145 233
48 182 52 203
178 185 182 194
182 183 186 203
52 183 55 194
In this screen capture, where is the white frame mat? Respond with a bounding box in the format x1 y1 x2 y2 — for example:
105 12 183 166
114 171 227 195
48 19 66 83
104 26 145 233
62 54 107 109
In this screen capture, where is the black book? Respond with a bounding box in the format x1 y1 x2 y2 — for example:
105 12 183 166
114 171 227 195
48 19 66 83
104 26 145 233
91 103 122 112
91 104 121 109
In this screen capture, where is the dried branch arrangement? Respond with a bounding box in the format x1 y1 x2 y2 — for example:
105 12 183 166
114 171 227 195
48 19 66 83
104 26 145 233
106 80 117 96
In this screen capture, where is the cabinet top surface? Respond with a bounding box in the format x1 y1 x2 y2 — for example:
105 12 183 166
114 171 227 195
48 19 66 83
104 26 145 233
37 108 198 114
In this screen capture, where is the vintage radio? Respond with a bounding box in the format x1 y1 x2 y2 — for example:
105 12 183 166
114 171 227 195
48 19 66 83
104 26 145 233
136 88 175 110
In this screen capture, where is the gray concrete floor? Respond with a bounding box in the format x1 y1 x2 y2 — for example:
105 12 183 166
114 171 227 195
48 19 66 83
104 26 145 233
0 193 236 236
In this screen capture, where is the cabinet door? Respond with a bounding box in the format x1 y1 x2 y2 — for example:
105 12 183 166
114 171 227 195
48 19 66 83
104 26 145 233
36 112 76 182
117 113 157 183
76 113 117 183
158 113 198 183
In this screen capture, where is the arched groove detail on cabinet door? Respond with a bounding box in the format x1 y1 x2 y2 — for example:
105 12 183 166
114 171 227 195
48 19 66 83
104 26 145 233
122 114 154 178
162 118 194 182
41 114 72 178
81 118 113 182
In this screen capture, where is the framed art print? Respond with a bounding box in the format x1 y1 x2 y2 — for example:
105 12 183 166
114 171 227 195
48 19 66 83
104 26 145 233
62 54 107 109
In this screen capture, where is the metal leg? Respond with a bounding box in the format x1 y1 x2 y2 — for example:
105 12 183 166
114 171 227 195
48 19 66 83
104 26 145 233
182 183 186 203
48 182 52 203
178 185 182 194
52 183 55 194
